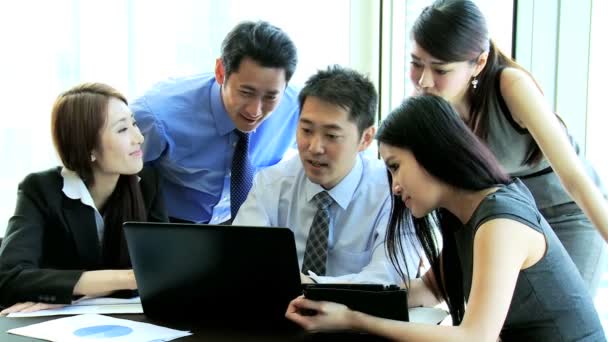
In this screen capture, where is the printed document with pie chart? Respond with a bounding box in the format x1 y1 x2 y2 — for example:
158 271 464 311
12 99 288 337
7 313 191 342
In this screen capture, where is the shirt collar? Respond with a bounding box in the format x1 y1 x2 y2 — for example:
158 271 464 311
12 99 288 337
61 167 98 211
304 154 363 210
210 79 236 136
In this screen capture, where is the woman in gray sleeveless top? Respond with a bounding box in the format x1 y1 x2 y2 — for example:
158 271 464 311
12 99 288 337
407 0 607 295
286 96 604 341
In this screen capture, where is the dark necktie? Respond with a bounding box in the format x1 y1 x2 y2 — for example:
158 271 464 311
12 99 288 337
230 130 254 218
301 191 333 276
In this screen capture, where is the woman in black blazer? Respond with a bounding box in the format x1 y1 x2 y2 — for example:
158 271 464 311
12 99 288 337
0 83 168 313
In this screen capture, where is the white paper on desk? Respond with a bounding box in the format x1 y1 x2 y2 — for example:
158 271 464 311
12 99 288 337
8 297 143 317
72 296 141 306
7 313 191 342
409 307 449 324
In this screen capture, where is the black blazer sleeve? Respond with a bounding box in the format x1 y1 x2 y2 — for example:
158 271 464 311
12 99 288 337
0 167 169 308
138 166 169 223
0 170 84 307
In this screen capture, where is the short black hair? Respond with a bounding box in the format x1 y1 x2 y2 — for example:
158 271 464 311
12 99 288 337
298 65 377 135
221 21 298 83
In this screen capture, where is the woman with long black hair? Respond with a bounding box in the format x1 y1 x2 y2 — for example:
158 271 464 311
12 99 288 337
286 95 604 341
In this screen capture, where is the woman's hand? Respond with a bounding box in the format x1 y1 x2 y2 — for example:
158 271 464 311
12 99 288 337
119 269 137 290
285 295 355 332
73 269 137 297
0 302 65 316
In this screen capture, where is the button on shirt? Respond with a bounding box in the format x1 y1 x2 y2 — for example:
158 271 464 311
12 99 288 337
234 154 421 284
131 73 300 223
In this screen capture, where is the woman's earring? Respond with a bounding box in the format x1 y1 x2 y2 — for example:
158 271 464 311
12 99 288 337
471 77 478 89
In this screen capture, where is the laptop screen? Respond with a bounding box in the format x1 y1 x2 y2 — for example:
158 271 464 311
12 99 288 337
123 222 302 323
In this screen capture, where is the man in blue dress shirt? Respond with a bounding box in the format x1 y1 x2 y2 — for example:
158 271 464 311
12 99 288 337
131 21 299 223
234 66 420 284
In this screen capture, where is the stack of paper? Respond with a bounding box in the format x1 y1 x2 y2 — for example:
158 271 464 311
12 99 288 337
7 296 143 317
8 314 191 342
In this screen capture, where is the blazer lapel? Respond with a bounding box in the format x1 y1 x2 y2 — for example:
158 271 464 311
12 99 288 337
63 196 102 268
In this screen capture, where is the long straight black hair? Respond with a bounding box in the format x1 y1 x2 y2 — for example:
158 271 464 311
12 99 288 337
376 95 510 324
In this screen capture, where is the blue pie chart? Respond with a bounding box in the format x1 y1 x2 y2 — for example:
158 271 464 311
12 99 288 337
73 325 133 338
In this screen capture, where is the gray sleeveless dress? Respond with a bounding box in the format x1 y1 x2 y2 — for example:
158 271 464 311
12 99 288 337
454 180 605 341
483 72 606 294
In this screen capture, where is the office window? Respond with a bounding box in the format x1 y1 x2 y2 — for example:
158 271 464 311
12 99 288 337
588 0 608 330
587 0 608 184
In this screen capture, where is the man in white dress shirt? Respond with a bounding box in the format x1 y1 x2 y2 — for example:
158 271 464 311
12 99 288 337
234 65 420 284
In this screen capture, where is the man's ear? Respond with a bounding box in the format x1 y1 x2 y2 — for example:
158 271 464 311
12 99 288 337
215 58 225 85
357 126 376 152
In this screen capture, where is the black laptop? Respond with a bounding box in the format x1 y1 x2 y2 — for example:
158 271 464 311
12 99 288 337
123 222 302 325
